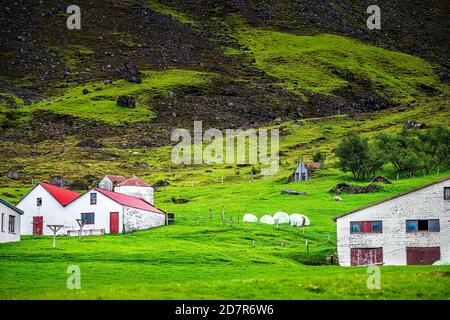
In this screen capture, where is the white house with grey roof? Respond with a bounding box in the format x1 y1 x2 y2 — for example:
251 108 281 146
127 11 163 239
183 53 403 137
0 197 23 243
333 177 450 266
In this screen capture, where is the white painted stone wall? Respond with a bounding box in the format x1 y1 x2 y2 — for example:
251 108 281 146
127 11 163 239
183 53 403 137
123 206 165 232
336 179 450 266
0 202 21 243
115 185 154 205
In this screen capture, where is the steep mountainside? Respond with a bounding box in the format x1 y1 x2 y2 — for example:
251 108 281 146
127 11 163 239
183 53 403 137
0 0 449 146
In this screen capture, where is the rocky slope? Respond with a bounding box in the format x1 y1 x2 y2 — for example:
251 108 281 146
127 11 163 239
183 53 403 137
0 0 448 147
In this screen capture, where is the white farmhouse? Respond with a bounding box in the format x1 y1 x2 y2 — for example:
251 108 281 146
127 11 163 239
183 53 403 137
98 175 126 191
114 176 154 205
17 182 165 236
17 182 81 236
333 177 450 266
0 197 23 243
67 188 165 234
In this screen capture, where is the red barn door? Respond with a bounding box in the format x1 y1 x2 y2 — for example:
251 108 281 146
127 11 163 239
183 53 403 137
406 247 440 265
110 212 119 234
351 248 383 266
33 216 43 235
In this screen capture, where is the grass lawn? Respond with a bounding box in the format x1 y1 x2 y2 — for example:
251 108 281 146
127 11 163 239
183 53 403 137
0 172 449 299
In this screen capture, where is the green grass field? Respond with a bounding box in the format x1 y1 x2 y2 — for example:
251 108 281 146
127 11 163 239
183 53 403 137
1 171 449 299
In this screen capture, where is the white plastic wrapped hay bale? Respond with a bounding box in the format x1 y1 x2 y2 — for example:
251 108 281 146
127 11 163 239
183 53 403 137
273 211 290 224
260 215 275 225
290 214 310 226
243 214 258 223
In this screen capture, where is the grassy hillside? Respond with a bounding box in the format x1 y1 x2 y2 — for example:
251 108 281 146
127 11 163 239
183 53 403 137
0 172 449 299
0 96 449 299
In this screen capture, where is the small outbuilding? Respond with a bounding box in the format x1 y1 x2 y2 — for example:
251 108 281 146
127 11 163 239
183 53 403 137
290 160 321 182
0 197 23 243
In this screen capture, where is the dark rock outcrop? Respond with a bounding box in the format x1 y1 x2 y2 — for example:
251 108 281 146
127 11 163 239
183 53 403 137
123 63 141 84
7 167 20 180
372 176 392 184
280 189 308 196
76 138 103 148
331 183 379 194
116 96 136 108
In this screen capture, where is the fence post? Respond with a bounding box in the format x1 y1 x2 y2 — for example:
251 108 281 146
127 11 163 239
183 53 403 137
209 209 212 221
237 210 240 223
327 230 330 242
306 239 309 253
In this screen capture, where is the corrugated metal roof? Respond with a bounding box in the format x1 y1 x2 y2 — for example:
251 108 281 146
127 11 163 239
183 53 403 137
95 188 163 214
117 176 151 187
40 183 81 206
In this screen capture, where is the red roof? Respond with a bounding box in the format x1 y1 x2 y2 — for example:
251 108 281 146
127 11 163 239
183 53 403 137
95 188 164 214
105 175 126 183
117 176 151 187
40 183 81 206
304 162 321 168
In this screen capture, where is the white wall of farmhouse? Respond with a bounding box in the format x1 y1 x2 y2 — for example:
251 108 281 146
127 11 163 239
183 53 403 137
115 185 154 205
67 191 124 234
336 179 450 266
123 206 165 232
17 187 125 235
17 185 69 236
0 202 21 243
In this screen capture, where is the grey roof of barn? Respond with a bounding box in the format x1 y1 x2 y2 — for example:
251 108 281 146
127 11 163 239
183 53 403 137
332 176 450 222
0 197 24 215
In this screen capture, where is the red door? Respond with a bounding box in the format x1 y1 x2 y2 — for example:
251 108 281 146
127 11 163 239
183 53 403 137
351 248 383 266
33 216 43 235
110 212 119 234
407 247 440 265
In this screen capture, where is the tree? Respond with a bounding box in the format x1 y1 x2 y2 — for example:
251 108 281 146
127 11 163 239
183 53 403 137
313 151 326 163
334 134 384 180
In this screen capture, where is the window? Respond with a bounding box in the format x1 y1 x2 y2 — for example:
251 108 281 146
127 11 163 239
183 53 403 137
350 221 383 233
406 219 440 232
90 193 97 205
37 198 42 206
8 215 15 233
1 213 4 232
444 187 450 200
81 213 95 225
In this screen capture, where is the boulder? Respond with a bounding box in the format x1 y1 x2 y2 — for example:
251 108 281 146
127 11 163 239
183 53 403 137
7 167 20 180
76 138 103 148
50 176 69 188
171 197 189 204
404 120 426 129
116 96 136 108
134 162 149 168
331 183 378 194
152 179 170 189
82 88 89 95
123 63 141 83
281 189 308 196
333 196 343 202
372 176 391 184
